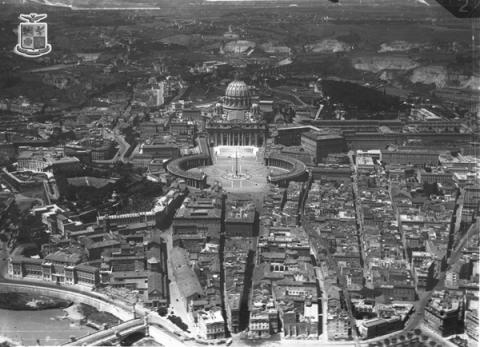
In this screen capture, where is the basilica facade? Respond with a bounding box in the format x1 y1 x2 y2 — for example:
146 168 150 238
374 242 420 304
206 78 267 147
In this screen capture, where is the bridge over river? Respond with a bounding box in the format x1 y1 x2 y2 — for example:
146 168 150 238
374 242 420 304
63 319 145 346
0 282 190 347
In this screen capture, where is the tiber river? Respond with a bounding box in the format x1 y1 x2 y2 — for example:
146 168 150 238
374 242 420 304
0 308 95 346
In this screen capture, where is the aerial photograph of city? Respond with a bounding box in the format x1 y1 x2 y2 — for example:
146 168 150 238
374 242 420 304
0 0 478 346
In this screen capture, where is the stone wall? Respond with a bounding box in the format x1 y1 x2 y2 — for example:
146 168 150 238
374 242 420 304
0 282 133 321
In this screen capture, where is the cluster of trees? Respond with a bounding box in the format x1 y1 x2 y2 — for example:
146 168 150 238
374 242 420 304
157 306 168 316
54 162 163 216
15 211 49 250
55 173 116 208
292 56 363 80
78 303 122 328
120 126 138 152
168 315 189 332
322 80 401 115
368 329 446 347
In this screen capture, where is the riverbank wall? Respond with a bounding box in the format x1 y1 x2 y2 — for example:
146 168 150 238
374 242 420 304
0 282 133 321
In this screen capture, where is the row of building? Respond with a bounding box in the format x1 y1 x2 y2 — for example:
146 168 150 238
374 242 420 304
247 182 320 340
304 180 358 340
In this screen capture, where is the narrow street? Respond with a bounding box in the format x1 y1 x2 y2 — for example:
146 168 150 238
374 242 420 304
404 220 479 331
314 266 331 343
324 248 361 347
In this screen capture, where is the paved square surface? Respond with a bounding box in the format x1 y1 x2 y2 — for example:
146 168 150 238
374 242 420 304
188 148 286 193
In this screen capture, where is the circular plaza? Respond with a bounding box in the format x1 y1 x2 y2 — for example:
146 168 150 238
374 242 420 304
188 146 272 193
167 141 308 193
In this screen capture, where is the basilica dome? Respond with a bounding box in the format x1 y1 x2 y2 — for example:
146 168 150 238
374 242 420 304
224 80 251 109
224 79 251 121
226 80 249 98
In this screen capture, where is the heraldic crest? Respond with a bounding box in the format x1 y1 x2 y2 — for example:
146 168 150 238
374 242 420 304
14 13 52 58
